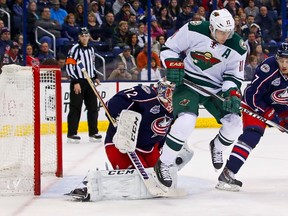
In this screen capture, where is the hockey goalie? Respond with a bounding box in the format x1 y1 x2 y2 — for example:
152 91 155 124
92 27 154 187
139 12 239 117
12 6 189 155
66 79 193 201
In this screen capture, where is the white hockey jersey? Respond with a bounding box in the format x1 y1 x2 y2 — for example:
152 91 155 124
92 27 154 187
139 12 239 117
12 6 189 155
160 21 247 95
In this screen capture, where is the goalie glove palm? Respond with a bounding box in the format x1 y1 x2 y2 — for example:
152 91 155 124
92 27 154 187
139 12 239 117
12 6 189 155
222 88 241 114
113 110 142 154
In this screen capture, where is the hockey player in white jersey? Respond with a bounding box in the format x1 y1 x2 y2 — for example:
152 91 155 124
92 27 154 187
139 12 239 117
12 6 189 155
154 9 247 187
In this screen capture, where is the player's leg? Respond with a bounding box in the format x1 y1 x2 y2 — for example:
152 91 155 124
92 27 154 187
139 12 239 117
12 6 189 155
216 106 266 191
204 97 242 170
155 85 199 187
67 81 84 143
83 81 102 142
105 144 138 169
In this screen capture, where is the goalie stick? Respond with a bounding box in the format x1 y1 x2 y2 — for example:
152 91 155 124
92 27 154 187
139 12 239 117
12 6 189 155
183 78 288 133
77 61 183 197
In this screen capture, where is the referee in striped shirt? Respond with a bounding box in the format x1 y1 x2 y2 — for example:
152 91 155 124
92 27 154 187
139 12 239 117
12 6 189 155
66 27 102 143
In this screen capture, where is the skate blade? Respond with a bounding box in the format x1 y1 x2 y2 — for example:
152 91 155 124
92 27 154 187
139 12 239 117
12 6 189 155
67 139 80 144
215 181 240 192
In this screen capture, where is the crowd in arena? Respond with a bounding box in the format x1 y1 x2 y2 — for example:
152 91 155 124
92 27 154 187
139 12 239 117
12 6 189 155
0 0 287 81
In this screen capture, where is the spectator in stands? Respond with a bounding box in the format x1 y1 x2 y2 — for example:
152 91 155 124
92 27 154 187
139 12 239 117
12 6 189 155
35 7 69 49
196 6 207 21
116 45 138 80
266 0 281 17
249 23 262 43
241 14 255 40
0 19 4 32
244 0 259 17
112 0 126 15
206 0 224 14
234 15 242 35
56 53 69 80
244 54 257 81
175 3 193 29
127 33 141 58
98 0 113 21
115 2 133 23
36 42 55 63
113 20 130 48
2 42 23 65
244 31 259 56
167 0 181 22
26 43 40 66
13 33 23 56
87 12 101 43
131 0 144 20
153 0 162 18
151 16 165 42
74 3 84 26
100 12 116 47
27 1 39 46
128 14 138 34
37 0 52 13
255 6 275 43
0 27 12 56
152 34 166 56
89 1 103 26
140 57 162 81
108 61 132 80
225 0 241 17
0 0 11 29
158 6 174 35
62 13 81 42
272 16 283 43
136 42 161 71
12 0 23 36
137 22 151 49
60 0 77 14
252 43 268 64
50 0 68 26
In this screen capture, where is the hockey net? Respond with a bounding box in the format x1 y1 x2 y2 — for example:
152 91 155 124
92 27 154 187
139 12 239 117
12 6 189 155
0 64 63 195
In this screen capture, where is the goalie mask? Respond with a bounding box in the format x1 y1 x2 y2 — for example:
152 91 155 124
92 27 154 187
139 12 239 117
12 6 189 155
209 9 234 41
153 78 175 113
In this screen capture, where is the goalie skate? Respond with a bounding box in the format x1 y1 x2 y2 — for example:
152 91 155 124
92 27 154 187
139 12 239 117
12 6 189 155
65 187 90 202
215 167 242 192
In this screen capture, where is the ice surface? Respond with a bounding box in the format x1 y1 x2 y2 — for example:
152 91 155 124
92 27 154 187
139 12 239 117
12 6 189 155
2 128 288 216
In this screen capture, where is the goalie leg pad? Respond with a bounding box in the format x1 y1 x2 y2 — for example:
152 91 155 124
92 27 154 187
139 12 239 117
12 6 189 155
86 168 183 201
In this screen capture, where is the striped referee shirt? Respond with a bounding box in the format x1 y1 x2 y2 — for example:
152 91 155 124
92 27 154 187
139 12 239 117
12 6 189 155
66 42 98 84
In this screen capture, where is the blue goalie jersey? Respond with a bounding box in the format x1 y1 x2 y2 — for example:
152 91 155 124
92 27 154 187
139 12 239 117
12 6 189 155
243 56 288 114
104 85 174 151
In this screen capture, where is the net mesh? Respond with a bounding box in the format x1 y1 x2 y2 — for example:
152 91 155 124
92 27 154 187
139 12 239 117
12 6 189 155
0 65 60 195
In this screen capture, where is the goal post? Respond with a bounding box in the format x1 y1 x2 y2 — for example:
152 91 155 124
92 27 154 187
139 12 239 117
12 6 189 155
0 64 63 195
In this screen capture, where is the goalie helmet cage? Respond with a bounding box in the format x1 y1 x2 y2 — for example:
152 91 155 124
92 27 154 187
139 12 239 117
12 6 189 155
0 64 63 196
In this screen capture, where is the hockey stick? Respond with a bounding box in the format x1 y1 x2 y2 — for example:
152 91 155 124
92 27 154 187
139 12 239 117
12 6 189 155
183 78 288 133
77 61 173 196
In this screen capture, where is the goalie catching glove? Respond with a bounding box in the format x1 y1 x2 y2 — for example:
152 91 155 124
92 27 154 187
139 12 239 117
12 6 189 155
222 88 241 114
164 58 184 86
113 110 142 154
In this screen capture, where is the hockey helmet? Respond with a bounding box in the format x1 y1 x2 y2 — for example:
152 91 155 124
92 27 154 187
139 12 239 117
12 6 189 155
153 78 176 112
277 42 288 58
209 9 235 40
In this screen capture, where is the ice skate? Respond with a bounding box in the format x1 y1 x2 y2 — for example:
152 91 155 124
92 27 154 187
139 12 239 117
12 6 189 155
154 159 172 188
65 187 90 202
210 138 223 170
67 135 81 144
89 134 102 142
215 167 242 192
